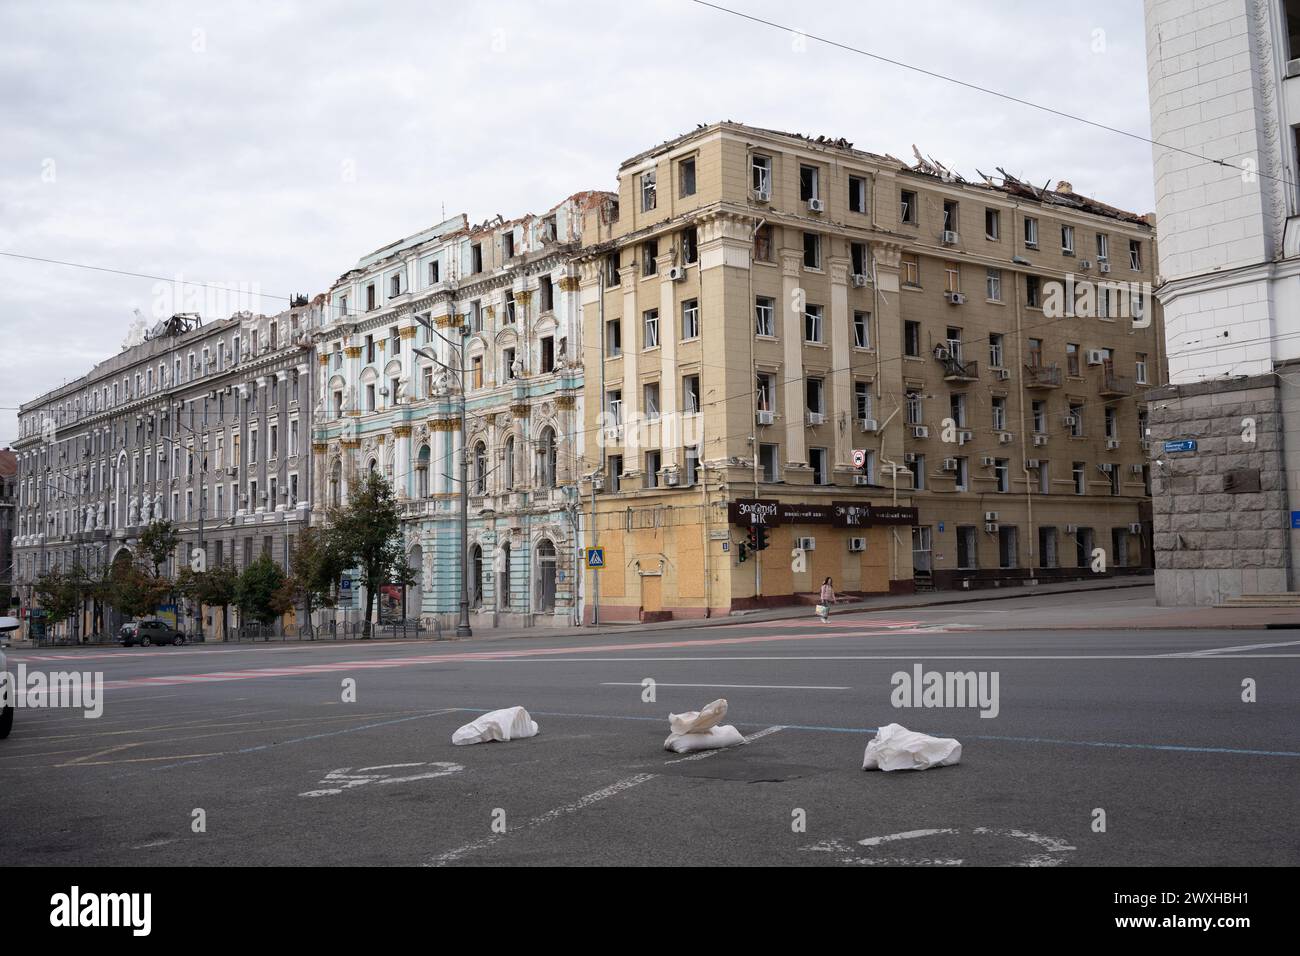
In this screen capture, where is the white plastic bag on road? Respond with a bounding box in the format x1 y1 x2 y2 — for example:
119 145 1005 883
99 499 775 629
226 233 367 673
862 722 962 771
664 698 746 753
452 706 539 746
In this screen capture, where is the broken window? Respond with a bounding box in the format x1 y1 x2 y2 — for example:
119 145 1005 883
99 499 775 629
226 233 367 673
900 189 918 225
502 231 515 259
751 154 772 197
681 227 698 265
1024 216 1039 248
985 207 999 240
849 175 867 213
679 157 696 198
641 169 657 212
539 274 554 312
799 164 820 202
753 223 773 262
643 239 658 277
540 336 554 373
803 232 821 269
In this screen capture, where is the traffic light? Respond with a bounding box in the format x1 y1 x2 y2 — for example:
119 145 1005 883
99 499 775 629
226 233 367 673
754 526 769 552
737 541 748 563
746 526 759 553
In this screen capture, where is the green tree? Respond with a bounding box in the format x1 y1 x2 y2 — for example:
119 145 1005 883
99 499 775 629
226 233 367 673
326 470 404 637
192 562 239 641
109 557 170 620
284 525 343 638
139 520 182 577
33 564 85 626
234 553 291 628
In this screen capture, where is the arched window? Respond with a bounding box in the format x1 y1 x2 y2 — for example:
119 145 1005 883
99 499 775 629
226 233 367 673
537 427 557 489
473 442 487 495
503 436 515 491
470 544 483 607
416 444 430 498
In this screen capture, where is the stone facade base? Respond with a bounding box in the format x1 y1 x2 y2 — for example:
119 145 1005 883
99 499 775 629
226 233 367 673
1147 374 1295 606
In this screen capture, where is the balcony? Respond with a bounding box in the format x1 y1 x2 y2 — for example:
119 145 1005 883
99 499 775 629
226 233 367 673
1023 363 1062 389
940 357 978 384
1099 371 1134 399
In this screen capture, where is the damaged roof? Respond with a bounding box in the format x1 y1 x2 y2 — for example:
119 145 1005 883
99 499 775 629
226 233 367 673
620 121 1151 226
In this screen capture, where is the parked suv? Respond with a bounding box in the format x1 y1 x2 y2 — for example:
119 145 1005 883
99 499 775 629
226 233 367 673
118 620 186 647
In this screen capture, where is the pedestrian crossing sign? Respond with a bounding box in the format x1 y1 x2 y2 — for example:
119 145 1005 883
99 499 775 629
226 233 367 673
586 547 605 569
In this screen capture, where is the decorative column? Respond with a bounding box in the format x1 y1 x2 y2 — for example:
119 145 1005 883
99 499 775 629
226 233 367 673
393 425 412 499
869 241 906 468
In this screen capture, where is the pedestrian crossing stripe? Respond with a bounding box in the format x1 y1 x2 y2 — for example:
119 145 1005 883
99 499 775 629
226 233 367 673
586 547 605 569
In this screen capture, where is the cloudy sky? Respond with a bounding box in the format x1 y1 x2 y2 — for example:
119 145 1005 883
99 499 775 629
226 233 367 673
0 0 1155 444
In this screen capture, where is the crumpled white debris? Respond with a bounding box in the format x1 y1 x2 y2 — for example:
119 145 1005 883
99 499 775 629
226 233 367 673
862 722 962 771
452 706 540 746
663 698 746 753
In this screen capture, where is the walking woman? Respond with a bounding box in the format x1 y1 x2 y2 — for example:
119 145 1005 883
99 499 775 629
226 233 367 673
818 577 835 623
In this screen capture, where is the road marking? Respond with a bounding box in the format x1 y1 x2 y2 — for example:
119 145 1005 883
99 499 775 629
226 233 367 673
858 828 958 846
474 653 1300 662
664 724 786 763
427 772 658 866
94 628 941 690
601 682 850 690
151 709 462 771
1159 639 1300 657
805 827 1075 867
300 761 464 798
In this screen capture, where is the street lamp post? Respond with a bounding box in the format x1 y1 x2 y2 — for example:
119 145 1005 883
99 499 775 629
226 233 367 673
413 313 472 638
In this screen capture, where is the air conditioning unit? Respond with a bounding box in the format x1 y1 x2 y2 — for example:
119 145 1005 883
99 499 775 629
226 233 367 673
848 537 866 553
795 536 816 551
1098 261 1111 274
1107 439 1120 449
1079 260 1093 271
996 368 1011 380
860 417 879 432
667 265 687 282
806 411 826 426
903 452 917 463
851 273 868 288
1129 522 1142 534
911 425 929 439
942 230 959 245
756 410 775 426
591 473 606 491
942 457 959 471
944 291 966 305
853 475 871 486
1062 415 1078 428
663 471 680 487
1033 435 1049 447
980 456 995 467
807 198 825 213
1025 459 1041 469
1097 463 1114 473
985 522 999 533
1129 463 1144 475
958 430 973 445
933 344 952 361
753 186 771 202
1086 349 1106 366
998 432 1014 444
984 511 999 522
1065 524 1079 534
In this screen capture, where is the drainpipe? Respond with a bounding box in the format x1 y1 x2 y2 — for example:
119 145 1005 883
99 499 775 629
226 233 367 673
747 217 765 600
1015 257 1035 578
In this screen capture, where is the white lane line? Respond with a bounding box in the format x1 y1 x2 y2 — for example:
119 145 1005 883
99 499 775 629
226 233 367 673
601 682 850 690
427 772 657 866
1159 639 1300 657
465 654 1300 662
664 724 786 763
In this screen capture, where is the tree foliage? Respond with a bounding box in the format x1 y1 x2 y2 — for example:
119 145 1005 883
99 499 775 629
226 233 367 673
325 470 405 636
234 553 291 625
33 564 85 623
139 519 181 577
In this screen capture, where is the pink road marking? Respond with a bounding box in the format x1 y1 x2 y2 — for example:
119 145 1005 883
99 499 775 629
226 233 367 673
100 625 931 690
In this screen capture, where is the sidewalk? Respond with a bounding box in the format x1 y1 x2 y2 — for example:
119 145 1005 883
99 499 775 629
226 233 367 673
8 578 1296 651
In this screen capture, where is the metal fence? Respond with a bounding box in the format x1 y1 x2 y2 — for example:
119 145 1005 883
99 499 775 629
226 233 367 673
229 619 443 642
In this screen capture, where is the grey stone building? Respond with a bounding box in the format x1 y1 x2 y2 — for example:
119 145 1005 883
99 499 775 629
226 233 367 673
10 304 320 639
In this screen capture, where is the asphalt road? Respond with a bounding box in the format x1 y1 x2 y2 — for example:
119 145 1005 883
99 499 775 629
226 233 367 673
2 598 1297 867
